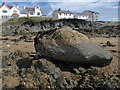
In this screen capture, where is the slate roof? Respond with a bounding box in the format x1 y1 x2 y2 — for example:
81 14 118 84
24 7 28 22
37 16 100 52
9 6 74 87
83 10 99 14
53 10 73 14
25 8 35 12
74 13 88 16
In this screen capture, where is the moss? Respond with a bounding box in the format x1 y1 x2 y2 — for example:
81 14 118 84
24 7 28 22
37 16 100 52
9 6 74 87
3 17 58 24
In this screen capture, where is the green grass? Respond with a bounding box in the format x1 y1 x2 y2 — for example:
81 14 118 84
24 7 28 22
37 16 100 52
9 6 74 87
96 21 119 26
3 17 58 24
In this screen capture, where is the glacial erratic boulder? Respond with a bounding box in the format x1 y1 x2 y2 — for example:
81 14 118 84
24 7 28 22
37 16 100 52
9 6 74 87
34 28 113 66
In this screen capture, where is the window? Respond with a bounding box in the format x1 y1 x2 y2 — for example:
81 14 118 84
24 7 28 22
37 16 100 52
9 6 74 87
13 10 17 13
59 13 61 15
37 12 40 15
64 13 67 16
36 7 39 9
2 16 9 18
2 10 7 13
30 13 33 15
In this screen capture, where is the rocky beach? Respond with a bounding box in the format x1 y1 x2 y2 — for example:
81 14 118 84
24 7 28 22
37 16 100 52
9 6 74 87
1 19 120 89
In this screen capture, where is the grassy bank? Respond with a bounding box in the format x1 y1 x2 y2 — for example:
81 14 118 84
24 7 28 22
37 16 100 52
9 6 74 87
3 17 58 24
96 21 118 26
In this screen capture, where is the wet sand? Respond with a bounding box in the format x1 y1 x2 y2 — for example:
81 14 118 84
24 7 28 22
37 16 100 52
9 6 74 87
1 36 119 74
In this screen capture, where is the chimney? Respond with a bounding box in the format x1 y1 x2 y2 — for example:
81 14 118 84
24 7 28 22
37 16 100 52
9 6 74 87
35 5 37 9
2 2 5 6
58 8 61 11
16 4 18 8
23 6 25 9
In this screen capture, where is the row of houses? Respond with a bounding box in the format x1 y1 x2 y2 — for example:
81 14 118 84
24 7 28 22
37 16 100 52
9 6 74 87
52 8 99 21
0 3 99 21
0 3 42 19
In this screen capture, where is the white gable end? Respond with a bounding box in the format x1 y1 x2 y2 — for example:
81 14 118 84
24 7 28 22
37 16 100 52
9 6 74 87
11 6 20 14
0 5 11 18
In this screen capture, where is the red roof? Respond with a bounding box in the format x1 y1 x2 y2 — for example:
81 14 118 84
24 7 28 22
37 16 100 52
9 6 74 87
12 13 19 16
0 3 13 9
0 5 2 8
6 5 13 9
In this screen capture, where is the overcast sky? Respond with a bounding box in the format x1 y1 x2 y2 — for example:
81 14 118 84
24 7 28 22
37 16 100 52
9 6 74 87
0 0 119 21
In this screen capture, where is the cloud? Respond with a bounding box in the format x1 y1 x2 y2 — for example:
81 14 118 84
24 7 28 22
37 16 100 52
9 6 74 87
0 1 118 21
1 0 119 2
49 2 118 21
112 18 118 21
41 4 54 16
51 2 118 11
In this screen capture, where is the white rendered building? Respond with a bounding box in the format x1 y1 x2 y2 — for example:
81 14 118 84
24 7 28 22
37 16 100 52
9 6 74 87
0 3 20 18
22 5 42 17
52 8 74 19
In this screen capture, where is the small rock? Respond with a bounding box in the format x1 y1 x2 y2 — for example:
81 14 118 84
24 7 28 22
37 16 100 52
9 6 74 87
110 50 117 53
2 61 8 68
73 68 80 74
33 59 61 79
106 41 115 47
78 67 86 74
87 67 99 76
56 76 66 88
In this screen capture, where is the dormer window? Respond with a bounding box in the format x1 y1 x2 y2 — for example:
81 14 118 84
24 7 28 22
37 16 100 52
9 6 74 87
36 7 39 9
30 12 33 15
13 10 17 13
37 12 40 15
2 10 7 13
64 13 67 15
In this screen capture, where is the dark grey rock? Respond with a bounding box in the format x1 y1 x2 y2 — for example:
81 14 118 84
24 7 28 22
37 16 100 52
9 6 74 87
106 41 116 47
34 28 113 67
73 68 80 74
56 76 66 88
24 35 33 42
78 67 86 74
16 58 32 69
65 77 74 87
2 61 8 68
33 59 61 79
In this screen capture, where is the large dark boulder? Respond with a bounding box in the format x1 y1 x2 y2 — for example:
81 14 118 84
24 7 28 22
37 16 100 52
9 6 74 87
34 28 113 66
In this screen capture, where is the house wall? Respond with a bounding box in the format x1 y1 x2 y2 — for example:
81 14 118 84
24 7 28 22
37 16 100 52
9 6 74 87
0 5 11 18
83 12 93 21
11 6 20 15
73 13 88 20
83 11 99 21
35 7 42 17
93 13 99 21
79 16 88 19
0 5 20 18
22 6 42 17
58 13 73 19
19 14 27 17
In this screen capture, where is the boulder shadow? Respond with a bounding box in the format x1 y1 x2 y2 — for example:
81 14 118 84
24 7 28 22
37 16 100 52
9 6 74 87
45 57 91 73
16 58 32 69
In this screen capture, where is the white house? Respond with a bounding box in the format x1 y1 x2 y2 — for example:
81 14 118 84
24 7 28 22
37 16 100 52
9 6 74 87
83 10 99 21
0 3 20 18
73 13 88 20
52 8 99 21
52 8 74 19
22 5 42 17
